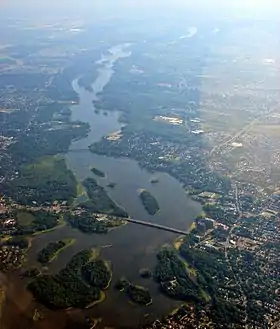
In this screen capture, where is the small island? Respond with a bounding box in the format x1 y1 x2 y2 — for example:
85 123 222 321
107 182 117 189
28 249 111 310
37 239 75 264
82 177 128 217
115 278 152 306
150 178 159 184
91 167 106 178
65 211 126 234
139 189 160 215
139 268 152 279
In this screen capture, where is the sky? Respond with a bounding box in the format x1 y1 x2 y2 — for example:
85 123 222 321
1 0 280 20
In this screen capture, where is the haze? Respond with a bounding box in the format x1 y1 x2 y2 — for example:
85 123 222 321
2 0 280 20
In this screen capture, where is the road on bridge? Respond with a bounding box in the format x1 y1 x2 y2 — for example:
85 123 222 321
125 218 189 235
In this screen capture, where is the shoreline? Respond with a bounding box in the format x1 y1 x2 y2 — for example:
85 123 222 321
86 291 106 309
32 215 66 237
103 260 113 290
47 238 76 263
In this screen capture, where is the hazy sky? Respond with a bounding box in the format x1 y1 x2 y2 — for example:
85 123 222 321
2 0 280 20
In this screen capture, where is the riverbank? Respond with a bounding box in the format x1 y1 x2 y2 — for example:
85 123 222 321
54 43 202 327
47 239 76 263
86 291 105 309
32 215 66 237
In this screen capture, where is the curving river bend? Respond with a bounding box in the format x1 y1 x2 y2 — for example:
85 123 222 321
27 44 202 328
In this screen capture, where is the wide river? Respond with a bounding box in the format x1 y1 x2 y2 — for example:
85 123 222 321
27 44 202 328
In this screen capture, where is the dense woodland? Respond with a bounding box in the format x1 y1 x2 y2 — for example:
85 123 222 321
15 211 59 235
28 249 111 309
65 213 108 234
115 278 152 305
139 190 160 215
37 240 67 264
81 259 111 289
5 158 77 206
90 167 106 177
8 122 89 166
154 249 202 303
82 177 128 217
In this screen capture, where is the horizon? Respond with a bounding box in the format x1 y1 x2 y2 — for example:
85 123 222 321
1 0 280 21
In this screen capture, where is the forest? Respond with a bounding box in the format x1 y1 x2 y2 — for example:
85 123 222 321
115 278 152 305
91 167 106 177
5 157 77 206
82 177 128 217
65 212 108 234
28 249 111 309
81 259 111 290
154 248 202 303
37 240 67 264
8 122 89 166
139 190 160 215
15 211 59 235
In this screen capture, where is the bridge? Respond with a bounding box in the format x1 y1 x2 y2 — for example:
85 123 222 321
125 218 189 235
68 148 90 153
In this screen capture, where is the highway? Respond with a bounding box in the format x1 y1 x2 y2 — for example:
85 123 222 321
125 218 189 235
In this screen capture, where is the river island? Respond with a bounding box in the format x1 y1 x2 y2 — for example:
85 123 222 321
37 239 75 264
115 278 152 306
91 167 106 178
138 189 160 215
28 249 112 310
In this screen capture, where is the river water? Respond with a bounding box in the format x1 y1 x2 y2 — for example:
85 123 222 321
26 44 202 328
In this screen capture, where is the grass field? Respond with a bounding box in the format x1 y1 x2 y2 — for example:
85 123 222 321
16 212 36 227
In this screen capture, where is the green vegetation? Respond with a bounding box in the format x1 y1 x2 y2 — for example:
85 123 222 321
139 189 160 215
28 250 97 309
115 278 152 305
15 211 59 235
82 177 128 217
91 167 106 178
127 284 152 306
154 248 203 303
4 236 29 249
16 211 35 226
37 239 75 264
66 213 108 234
115 277 128 291
65 212 126 234
6 157 77 205
81 260 112 290
8 122 89 165
28 249 111 310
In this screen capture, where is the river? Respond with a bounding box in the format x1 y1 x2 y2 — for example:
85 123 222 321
26 44 202 328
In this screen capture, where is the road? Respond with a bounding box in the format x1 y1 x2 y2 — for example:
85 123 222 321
125 218 189 235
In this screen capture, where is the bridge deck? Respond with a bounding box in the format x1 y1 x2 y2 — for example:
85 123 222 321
125 218 189 235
